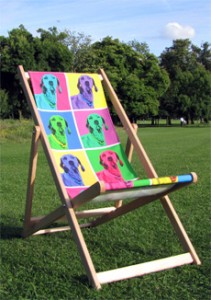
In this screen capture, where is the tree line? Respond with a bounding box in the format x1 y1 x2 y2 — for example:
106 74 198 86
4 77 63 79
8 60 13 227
1 25 210 124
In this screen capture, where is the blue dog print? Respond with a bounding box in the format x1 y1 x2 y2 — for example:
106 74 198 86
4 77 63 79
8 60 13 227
60 154 85 186
35 74 62 109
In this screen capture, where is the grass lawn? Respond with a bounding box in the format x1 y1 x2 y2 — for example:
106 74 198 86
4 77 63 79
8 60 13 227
0 119 210 299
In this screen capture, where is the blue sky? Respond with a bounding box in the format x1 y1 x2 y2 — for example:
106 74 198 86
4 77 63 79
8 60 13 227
0 0 210 56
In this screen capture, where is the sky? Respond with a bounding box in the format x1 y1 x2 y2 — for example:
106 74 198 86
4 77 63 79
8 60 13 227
0 0 210 56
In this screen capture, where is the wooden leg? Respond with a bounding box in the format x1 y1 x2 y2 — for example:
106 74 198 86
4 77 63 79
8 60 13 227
160 195 201 265
23 126 41 237
115 123 138 208
125 123 138 162
65 207 102 289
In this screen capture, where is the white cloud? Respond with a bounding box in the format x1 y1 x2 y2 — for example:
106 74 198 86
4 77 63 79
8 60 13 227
164 22 195 39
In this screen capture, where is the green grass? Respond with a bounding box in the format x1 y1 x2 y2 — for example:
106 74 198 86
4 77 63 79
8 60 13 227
0 120 210 299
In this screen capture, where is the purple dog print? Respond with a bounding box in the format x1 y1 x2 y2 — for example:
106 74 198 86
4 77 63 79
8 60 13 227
71 75 98 109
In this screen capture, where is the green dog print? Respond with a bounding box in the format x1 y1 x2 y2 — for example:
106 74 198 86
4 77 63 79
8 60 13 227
81 113 108 148
48 115 71 150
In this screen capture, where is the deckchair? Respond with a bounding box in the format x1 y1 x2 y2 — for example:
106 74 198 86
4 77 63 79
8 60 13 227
18 65 201 289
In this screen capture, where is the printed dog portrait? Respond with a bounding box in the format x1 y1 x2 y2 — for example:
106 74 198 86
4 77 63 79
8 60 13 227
81 113 108 148
60 154 85 186
48 115 71 150
96 150 133 189
71 75 98 109
35 74 62 109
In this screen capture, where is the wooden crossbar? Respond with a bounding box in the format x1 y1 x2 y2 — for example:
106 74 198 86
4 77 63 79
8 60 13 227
32 223 91 236
30 207 117 224
97 253 193 285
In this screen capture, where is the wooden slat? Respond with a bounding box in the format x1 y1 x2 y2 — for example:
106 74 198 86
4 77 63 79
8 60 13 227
97 253 193 285
65 207 101 289
33 226 71 235
75 207 116 218
30 207 117 224
32 222 92 236
23 205 65 237
160 195 201 265
125 123 138 162
72 181 105 209
23 126 41 237
115 123 138 208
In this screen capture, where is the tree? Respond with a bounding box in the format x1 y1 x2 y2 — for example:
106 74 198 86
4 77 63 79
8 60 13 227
0 89 11 119
1 25 35 73
1 26 73 117
35 27 73 71
192 42 211 71
160 39 211 124
89 37 169 121
63 30 93 71
1 25 36 118
128 39 150 56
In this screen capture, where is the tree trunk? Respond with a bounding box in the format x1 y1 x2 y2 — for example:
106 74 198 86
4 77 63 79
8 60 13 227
166 116 171 125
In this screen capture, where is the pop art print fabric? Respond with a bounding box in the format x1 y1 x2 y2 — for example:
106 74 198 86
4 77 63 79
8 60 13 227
29 71 192 199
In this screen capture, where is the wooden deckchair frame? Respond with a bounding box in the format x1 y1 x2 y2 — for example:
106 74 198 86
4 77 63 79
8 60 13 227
18 65 201 289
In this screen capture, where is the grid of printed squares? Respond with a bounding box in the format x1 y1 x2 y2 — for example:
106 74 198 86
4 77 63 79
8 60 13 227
29 71 138 198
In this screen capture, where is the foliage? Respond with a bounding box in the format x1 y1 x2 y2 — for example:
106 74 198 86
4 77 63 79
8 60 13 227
0 25 210 123
160 39 211 124
0 89 10 118
63 29 93 72
192 42 211 71
35 27 73 71
128 39 150 55
88 37 169 121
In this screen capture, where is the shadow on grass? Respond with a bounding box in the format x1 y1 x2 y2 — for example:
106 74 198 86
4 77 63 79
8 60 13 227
0 223 22 239
72 274 91 288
